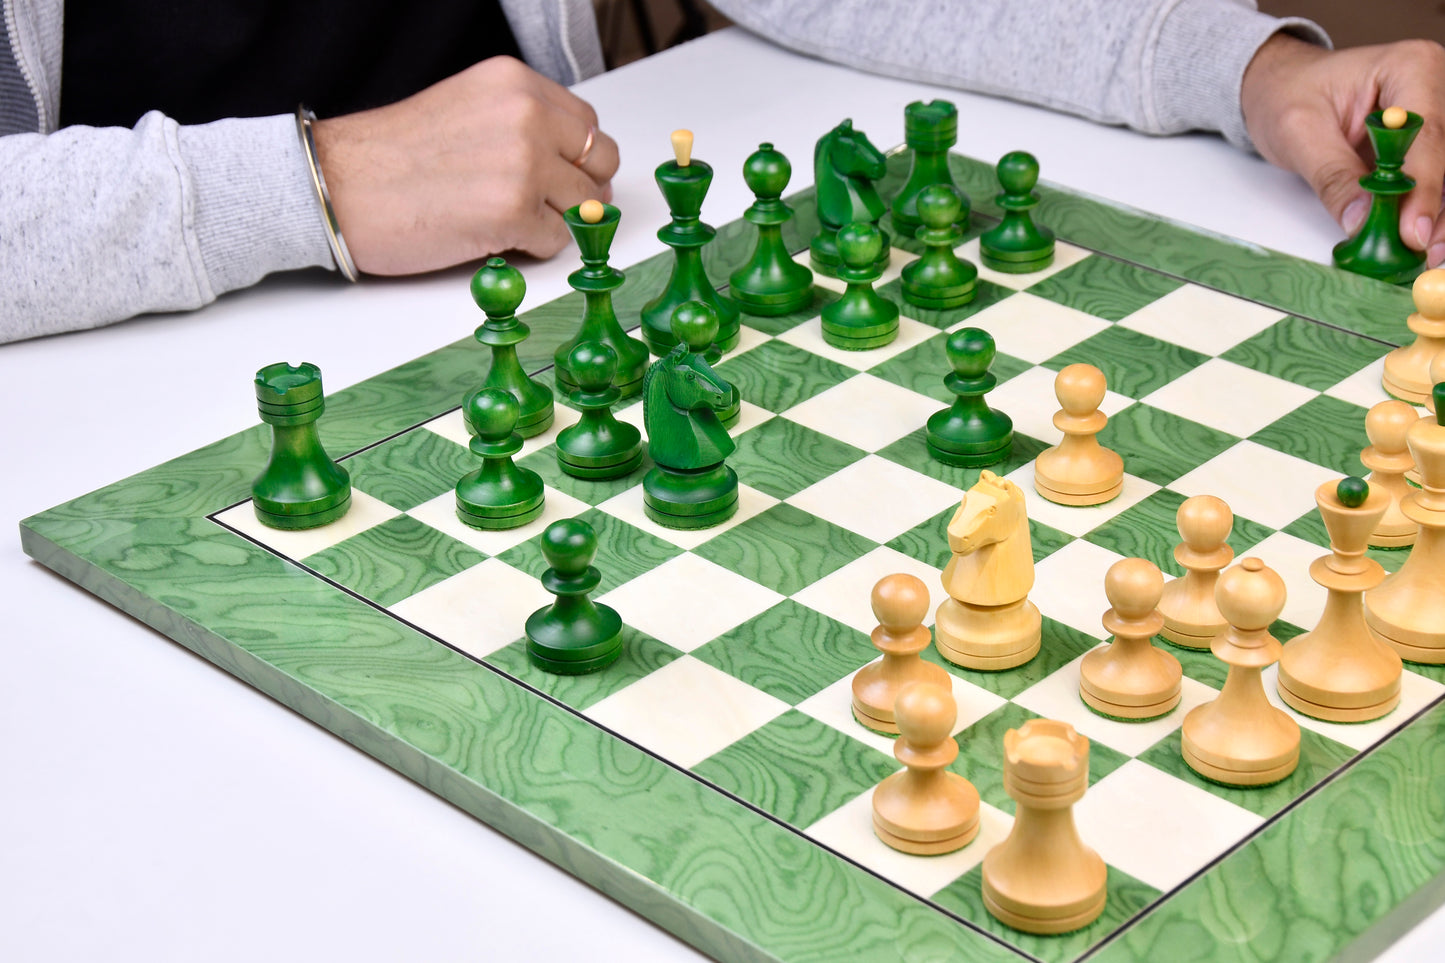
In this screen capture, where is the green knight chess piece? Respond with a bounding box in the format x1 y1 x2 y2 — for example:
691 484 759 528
556 341 644 480
524 517 624 675
639 130 741 356
555 200 650 399
980 151 1055 273
901 184 978 309
467 257 553 438
1333 107 1427 286
642 301 739 529
455 387 545 530
891 99 970 238
729 142 814 317
811 119 891 278
821 221 900 350
927 327 1013 467
251 361 352 530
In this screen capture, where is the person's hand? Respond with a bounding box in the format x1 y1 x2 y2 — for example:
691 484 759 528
1241 34 1445 267
312 56 620 276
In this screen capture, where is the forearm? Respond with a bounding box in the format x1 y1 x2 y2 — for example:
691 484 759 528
0 111 334 343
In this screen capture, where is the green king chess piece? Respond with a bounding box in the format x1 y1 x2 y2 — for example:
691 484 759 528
821 222 900 350
555 200 650 399
251 361 352 530
454 388 545 530
1333 108 1427 286
891 100 970 238
926 327 1013 467
901 184 978 309
810 119 890 277
642 301 739 529
980 151 1055 273
639 130 741 356
556 341 644 480
467 257 553 438
729 142 814 317
524 517 624 675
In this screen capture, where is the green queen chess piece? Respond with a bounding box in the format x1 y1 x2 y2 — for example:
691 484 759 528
729 142 814 317
555 200 650 399
467 257 553 438
1333 108 1427 286
251 361 352 530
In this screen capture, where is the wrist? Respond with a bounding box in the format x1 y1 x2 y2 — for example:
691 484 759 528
296 106 359 282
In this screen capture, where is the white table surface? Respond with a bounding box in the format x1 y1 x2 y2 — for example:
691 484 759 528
2 27 1439 962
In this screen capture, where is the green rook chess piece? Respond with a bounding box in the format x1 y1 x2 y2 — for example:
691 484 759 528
821 222 900 350
556 342 644 480
455 388 545 530
891 100 970 238
926 327 1013 467
525 517 624 675
555 200 650 400
467 257 553 438
980 151 1055 274
902 184 978 309
251 361 352 530
642 301 739 529
729 142 814 317
1333 108 1427 286
640 130 741 356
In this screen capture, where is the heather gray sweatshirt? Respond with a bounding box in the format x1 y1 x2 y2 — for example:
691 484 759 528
0 0 1325 343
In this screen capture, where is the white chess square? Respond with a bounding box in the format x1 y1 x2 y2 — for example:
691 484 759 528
420 405 582 461
1140 358 1318 439
1241 531 1329 630
786 455 963 545
406 486 592 557
781 373 942 453
1030 538 1128 637
730 400 776 439
584 655 789 769
776 313 938 372
987 364 1135 446
1118 283 1287 356
388 557 549 660
1076 760 1262 892
596 552 785 653
1172 440 1341 530
953 291 1109 364
954 237 1093 291
791 544 956 635
1262 663 1445 752
596 482 779 551
792 246 921 294
215 489 400 561
722 323 773 362
1005 460 1161 538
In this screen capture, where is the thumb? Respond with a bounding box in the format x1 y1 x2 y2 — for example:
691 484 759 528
1399 117 1444 250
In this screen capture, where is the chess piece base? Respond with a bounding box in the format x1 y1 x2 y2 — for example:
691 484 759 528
558 449 644 480
1369 529 1417 549
456 498 545 531
935 597 1042 670
926 437 1012 468
1158 625 1218 650
872 815 979 856
1180 741 1299 787
1277 679 1400 723
982 877 1106 936
979 250 1054 274
1034 476 1123 507
643 464 739 530
253 495 352 531
1080 688 1180 721
872 771 981 855
1079 646 1182 721
851 660 951 734
902 284 977 310
1181 703 1300 787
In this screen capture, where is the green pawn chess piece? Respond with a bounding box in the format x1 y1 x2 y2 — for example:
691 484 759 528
810 119 890 277
556 341 643 480
980 151 1055 274
467 257 553 438
524 517 624 675
642 301 739 529
891 100 970 238
902 184 978 309
555 200 650 400
251 362 352 530
640 130 741 356
926 327 1014 467
454 388 545 530
729 142 814 316
821 222 900 350
1333 108 1427 286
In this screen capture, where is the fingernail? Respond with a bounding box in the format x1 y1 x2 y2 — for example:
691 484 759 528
1430 242 1445 268
1418 216 1436 248
1342 198 1367 235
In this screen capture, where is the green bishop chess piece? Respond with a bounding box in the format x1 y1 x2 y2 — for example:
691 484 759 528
467 257 553 438
640 130 741 356
556 341 644 480
554 200 650 400
926 327 1013 467
980 151 1055 274
642 301 739 529
810 119 890 277
454 387 545 530
902 184 978 309
891 100 970 238
252 362 352 529
1333 107 1427 286
729 142 814 317
524 517 624 675
821 222 900 350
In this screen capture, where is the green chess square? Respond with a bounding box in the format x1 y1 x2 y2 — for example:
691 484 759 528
729 418 868 500
1045 325 1209 399
868 334 1032 404
498 507 682 594
877 276 1015 329
306 515 486 607
1102 404 1240 487
484 626 684 712
344 428 477 511
517 444 652 506
1221 315 1393 391
692 600 875 705
714 339 856 413
928 617 1104 701
693 503 878 596
1025 253 1185 322
1249 394 1370 477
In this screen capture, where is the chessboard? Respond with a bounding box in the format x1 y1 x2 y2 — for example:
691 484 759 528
21 148 1445 963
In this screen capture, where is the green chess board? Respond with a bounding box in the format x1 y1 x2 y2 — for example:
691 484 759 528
21 151 1445 963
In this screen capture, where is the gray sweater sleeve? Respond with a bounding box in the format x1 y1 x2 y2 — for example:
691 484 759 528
710 0 1328 150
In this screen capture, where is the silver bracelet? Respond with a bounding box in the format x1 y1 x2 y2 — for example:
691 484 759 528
296 105 359 283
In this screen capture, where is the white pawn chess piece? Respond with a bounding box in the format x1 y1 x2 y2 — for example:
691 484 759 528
1382 267 1445 404
871 682 981 855
1079 558 1183 720
1033 363 1124 506
1363 400 1421 548
1157 495 1234 648
852 573 952 734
